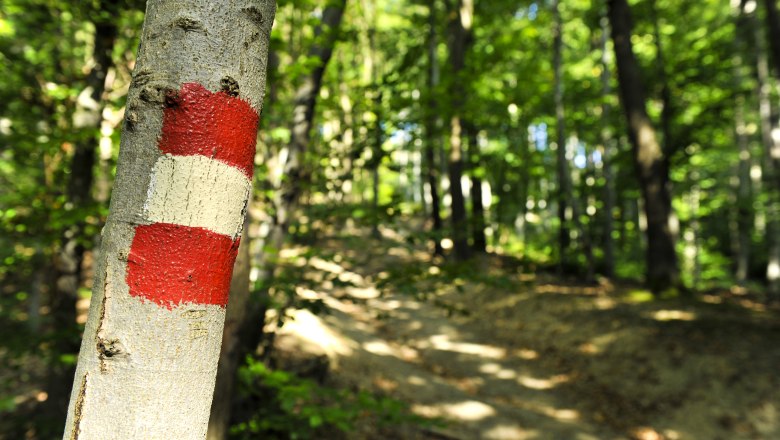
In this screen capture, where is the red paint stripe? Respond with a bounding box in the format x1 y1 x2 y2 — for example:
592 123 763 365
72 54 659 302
126 223 240 308
159 83 258 178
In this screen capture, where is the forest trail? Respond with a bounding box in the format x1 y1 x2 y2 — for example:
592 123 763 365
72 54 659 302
270 224 780 440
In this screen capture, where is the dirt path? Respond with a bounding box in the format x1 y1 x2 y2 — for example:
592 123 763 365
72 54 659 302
271 228 780 440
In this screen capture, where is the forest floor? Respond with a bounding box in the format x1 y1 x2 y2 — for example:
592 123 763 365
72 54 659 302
270 221 780 440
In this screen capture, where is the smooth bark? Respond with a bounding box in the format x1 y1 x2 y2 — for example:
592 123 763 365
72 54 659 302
63 1 275 438
466 123 487 253
425 2 444 256
600 16 616 277
553 0 570 272
446 0 473 261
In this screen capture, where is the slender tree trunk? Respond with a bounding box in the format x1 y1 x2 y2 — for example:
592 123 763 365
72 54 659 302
465 122 487 253
446 0 473 261
608 0 680 292
425 3 444 256
277 2 346 237
764 0 780 79
651 0 674 156
733 6 754 285
553 0 570 273
735 97 752 285
448 117 470 260
600 16 616 277
686 171 702 289
63 2 275 438
337 55 356 203
515 123 530 249
752 7 780 295
570 148 596 281
370 35 383 238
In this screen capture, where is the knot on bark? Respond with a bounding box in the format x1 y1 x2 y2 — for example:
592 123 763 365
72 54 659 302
220 76 240 97
241 6 264 26
97 337 126 362
171 16 205 32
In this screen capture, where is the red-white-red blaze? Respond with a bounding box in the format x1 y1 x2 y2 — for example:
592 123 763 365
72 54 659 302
126 83 258 309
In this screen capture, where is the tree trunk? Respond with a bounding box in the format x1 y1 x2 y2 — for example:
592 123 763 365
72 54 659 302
370 39 383 238
735 98 752 285
425 2 444 256
446 0 473 261
686 171 702 289
275 0 346 243
733 6 754 285
466 123 487 253
752 6 780 295
553 0 570 273
764 0 780 79
337 54 356 203
600 15 616 277
63 1 275 438
608 0 680 292
651 0 674 156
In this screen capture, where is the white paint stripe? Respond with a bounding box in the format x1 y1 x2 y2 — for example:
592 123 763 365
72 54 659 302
144 154 250 238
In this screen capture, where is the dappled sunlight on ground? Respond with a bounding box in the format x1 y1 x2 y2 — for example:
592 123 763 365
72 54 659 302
273 237 613 439
268 226 780 439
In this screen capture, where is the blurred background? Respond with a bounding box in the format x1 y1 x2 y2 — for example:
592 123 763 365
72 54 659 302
2 0 780 439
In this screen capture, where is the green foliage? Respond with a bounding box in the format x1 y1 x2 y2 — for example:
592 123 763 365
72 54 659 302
231 357 432 439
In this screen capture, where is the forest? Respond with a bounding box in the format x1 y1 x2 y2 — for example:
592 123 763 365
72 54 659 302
1 0 780 438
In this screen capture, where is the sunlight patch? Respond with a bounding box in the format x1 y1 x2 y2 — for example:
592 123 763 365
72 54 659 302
280 309 354 358
649 310 696 321
479 363 516 380
443 400 496 421
428 334 506 359
363 340 395 356
407 375 426 386
517 374 571 390
516 348 539 360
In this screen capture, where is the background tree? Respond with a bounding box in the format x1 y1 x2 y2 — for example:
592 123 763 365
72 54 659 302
444 0 473 261
608 0 680 292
